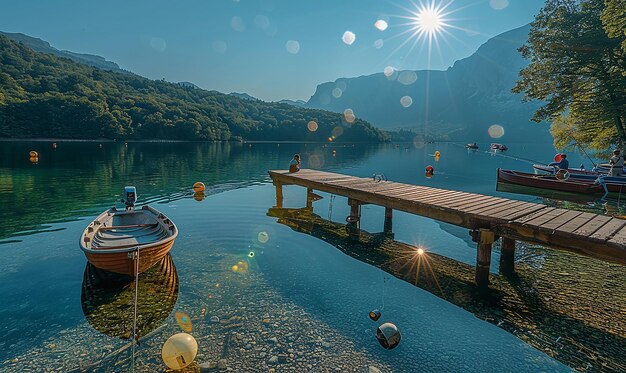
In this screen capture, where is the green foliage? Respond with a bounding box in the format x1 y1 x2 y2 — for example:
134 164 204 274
513 0 626 151
0 35 388 142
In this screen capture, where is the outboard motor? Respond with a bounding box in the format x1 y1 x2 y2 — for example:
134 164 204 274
124 186 137 210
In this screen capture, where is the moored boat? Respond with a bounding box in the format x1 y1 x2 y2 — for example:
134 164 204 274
79 187 178 276
497 169 605 195
490 143 508 151
533 164 597 175
465 143 479 149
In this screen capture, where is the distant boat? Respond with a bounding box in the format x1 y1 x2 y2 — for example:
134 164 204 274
465 143 479 150
490 143 508 151
79 187 178 276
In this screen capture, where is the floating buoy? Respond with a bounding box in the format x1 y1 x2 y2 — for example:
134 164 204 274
425 165 434 173
161 333 198 370
99 144 102 148
175 312 193 332
434 150 440 157
29 150 38 158
193 182 205 193
29 156 39 164
376 322 401 349
193 192 205 202
369 309 381 321
52 143 57 149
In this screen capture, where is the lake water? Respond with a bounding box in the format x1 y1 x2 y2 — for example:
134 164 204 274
0 141 606 372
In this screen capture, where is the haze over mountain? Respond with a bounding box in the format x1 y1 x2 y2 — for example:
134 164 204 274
306 24 550 142
0 31 128 74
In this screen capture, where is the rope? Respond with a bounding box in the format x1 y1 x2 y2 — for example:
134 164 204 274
381 275 387 311
131 248 140 372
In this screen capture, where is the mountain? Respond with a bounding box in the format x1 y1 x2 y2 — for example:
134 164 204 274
229 92 259 101
0 34 388 142
279 99 307 107
0 31 128 74
306 24 549 142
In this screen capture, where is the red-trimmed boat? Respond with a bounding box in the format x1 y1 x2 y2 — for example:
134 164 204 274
497 169 606 195
79 187 178 276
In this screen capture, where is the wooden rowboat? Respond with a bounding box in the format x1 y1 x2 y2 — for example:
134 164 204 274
79 204 178 276
497 168 605 195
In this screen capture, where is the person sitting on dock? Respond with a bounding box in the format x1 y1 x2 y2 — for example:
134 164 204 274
609 149 624 176
548 153 568 170
289 154 301 173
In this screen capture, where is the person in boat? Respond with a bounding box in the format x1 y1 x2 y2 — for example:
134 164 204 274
609 149 624 176
548 153 569 170
289 154 301 173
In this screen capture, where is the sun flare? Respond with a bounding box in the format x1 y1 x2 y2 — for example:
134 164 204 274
415 7 443 35
411 2 448 39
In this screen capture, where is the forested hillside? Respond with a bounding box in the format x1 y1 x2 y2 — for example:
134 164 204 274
0 35 388 142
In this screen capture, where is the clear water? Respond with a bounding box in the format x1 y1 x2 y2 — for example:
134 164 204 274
0 141 587 372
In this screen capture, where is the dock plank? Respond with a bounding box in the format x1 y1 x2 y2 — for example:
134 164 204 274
554 212 597 234
571 215 613 236
589 218 626 241
521 208 567 227
540 210 584 231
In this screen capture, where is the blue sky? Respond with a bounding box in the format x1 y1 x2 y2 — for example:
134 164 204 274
0 0 545 101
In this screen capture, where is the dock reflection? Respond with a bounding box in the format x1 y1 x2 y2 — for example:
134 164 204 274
81 254 179 339
267 206 626 372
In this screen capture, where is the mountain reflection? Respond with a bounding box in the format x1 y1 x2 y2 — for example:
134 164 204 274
0 141 381 240
80 254 178 339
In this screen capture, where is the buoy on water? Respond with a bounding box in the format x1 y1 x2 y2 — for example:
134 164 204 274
193 182 206 193
52 143 57 149
161 333 198 370
29 156 39 164
376 322 401 349
369 309 381 321
434 150 441 157
29 150 38 158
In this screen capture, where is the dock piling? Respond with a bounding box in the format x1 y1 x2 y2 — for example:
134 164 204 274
306 188 314 210
475 229 495 288
500 237 516 275
274 182 283 208
384 207 393 236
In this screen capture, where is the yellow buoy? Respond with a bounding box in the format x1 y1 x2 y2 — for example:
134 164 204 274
29 150 38 158
161 333 198 370
434 150 440 157
193 182 205 193
29 156 39 164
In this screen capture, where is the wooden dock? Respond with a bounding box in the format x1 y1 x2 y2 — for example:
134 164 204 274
268 169 626 287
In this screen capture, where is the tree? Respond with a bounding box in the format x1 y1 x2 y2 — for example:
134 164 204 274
513 0 626 151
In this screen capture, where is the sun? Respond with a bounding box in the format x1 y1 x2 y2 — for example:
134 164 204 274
415 6 443 36
411 2 448 39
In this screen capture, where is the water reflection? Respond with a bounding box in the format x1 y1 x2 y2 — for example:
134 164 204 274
81 254 179 339
267 206 626 371
0 141 381 240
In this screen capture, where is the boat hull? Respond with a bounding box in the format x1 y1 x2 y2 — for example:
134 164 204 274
497 169 605 195
80 206 178 276
83 239 175 276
